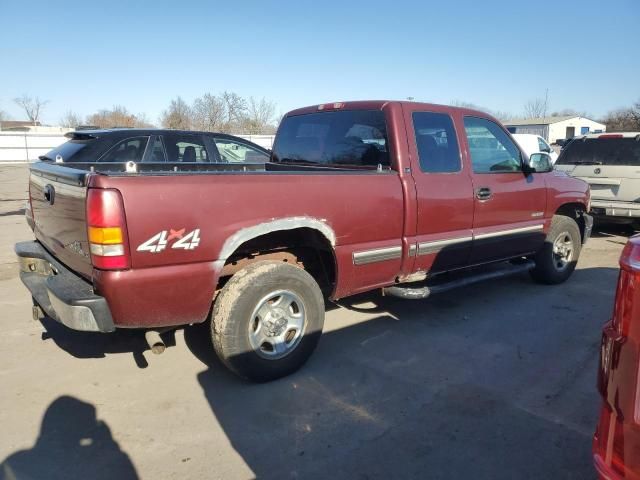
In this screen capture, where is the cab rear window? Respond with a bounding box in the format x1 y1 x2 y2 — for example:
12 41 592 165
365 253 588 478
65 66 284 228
557 138 640 166
272 110 390 169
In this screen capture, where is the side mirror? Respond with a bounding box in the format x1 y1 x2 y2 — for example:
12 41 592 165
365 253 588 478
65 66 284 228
527 153 553 173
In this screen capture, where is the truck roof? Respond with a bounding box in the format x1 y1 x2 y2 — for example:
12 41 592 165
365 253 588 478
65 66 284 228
285 100 494 120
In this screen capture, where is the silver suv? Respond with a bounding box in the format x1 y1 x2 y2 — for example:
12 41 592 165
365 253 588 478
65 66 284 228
555 133 640 225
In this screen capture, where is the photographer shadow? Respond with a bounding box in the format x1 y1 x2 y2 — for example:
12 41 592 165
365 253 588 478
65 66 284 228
1 396 138 480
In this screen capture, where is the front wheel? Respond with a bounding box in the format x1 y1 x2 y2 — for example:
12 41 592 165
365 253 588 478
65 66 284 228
530 215 582 285
211 261 325 382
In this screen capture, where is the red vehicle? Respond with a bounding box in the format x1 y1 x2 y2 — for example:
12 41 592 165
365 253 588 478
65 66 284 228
16 101 592 381
594 236 640 479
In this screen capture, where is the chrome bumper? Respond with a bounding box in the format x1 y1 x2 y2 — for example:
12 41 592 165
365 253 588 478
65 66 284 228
591 200 640 218
15 241 115 332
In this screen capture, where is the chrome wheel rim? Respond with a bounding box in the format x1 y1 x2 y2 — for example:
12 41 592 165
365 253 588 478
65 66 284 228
248 289 306 360
552 232 573 271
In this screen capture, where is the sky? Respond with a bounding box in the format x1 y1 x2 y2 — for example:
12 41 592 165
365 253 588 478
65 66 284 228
0 0 638 125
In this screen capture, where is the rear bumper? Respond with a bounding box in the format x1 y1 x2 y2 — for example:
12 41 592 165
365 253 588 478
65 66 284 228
591 200 640 219
15 241 115 332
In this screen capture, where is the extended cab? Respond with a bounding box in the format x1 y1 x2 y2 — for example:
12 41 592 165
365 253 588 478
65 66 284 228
16 101 592 381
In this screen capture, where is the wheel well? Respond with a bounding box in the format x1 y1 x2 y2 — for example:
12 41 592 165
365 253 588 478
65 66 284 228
217 228 336 295
555 202 587 241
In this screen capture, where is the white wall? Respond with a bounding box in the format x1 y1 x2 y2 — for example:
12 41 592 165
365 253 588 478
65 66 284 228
548 118 606 144
0 132 67 162
235 134 275 149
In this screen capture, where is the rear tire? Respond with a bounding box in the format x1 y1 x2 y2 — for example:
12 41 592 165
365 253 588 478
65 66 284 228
211 261 325 382
530 215 581 285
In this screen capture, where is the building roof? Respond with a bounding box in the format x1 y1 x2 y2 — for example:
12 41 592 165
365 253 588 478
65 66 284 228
505 116 603 126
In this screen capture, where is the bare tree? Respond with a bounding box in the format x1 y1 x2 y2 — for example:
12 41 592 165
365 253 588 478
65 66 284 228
192 93 226 132
601 104 640 132
86 105 149 128
0 109 7 122
242 97 277 134
59 111 83 128
221 91 247 130
13 94 49 124
159 97 192 130
133 112 154 128
631 100 640 127
549 108 589 118
523 97 548 119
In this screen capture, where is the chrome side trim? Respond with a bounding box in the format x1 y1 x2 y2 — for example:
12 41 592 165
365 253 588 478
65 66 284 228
408 244 417 257
474 224 544 241
353 246 402 265
417 236 472 256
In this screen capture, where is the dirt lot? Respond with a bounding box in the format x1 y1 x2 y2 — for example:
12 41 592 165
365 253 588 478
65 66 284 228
0 164 627 479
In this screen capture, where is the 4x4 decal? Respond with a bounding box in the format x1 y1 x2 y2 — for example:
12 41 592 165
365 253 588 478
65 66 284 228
137 228 201 253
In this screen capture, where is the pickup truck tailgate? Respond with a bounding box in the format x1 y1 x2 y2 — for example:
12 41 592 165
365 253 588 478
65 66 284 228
29 163 93 279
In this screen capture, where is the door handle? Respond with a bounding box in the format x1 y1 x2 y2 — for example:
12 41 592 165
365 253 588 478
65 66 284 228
476 187 492 201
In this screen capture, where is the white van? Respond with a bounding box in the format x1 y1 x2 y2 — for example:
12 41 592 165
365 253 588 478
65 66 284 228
512 134 559 164
554 132 640 225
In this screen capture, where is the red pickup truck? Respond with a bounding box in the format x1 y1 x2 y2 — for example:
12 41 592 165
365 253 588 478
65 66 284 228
16 101 592 381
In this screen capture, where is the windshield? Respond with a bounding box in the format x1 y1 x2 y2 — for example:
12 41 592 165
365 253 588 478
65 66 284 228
556 137 640 166
272 110 390 169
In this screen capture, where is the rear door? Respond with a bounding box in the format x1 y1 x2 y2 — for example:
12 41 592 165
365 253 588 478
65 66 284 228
404 106 474 273
162 133 213 163
555 136 640 204
462 116 547 264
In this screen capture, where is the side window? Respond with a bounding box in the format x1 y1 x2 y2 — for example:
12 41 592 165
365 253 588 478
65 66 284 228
412 112 460 173
163 134 209 162
214 138 269 163
463 117 522 173
99 136 149 163
537 137 551 153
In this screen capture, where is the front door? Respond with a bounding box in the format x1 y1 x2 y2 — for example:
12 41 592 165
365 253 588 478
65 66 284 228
405 107 474 274
462 116 548 264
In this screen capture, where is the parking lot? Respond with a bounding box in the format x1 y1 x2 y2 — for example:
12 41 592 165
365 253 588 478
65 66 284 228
0 163 626 479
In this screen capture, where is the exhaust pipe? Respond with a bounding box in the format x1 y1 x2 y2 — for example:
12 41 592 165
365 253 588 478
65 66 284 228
32 305 45 321
145 330 166 354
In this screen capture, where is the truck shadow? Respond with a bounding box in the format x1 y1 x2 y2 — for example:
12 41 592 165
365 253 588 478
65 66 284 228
0 395 138 480
183 266 617 479
38 317 177 368
591 222 638 239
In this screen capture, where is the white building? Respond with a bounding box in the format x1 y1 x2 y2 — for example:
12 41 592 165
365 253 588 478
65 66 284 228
505 116 606 144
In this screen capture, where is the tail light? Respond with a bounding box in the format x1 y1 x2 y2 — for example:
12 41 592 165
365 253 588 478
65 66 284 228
595 404 630 477
86 188 130 270
613 237 640 336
